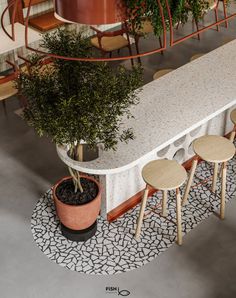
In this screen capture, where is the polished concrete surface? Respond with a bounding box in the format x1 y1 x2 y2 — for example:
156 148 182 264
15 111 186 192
1 6 236 298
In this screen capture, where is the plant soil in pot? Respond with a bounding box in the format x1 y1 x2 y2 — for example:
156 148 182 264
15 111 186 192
53 175 101 242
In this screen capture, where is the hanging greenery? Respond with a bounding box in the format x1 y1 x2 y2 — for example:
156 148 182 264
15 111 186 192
125 0 210 36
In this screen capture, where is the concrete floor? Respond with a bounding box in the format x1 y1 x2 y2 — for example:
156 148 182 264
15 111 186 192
1 5 236 298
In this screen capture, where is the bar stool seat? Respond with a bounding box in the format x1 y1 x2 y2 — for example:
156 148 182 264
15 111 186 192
183 135 235 219
153 69 173 80
193 135 235 163
0 76 18 114
190 53 204 62
142 159 187 190
0 76 17 100
135 159 187 245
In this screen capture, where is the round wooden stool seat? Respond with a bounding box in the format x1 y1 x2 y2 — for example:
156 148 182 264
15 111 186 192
153 69 173 80
193 135 235 163
222 37 234 45
230 109 236 125
190 53 204 62
142 159 187 190
183 134 235 220
0 76 17 101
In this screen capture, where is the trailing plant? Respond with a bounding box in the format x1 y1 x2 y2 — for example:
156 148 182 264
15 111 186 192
125 0 210 36
17 28 142 193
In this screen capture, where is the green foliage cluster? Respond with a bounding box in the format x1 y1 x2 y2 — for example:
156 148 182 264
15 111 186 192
18 28 142 153
125 0 210 36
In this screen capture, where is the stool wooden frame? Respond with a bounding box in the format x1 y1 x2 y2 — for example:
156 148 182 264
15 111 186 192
131 19 163 64
182 135 235 220
135 159 187 245
153 69 173 80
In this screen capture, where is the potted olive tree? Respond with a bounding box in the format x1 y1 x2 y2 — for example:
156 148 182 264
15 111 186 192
18 28 142 241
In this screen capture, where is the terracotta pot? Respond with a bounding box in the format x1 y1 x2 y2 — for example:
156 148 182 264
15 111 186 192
54 0 127 25
53 176 101 230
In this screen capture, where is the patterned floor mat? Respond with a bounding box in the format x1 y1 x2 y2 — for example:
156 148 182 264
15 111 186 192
31 154 236 275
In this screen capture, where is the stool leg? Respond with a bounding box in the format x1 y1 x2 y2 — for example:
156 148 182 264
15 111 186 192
223 0 228 28
220 162 227 220
158 36 164 55
182 158 198 206
176 188 182 245
219 132 235 178
161 190 168 217
212 163 218 193
135 185 149 239
2 100 7 115
214 8 219 32
229 131 236 142
194 18 201 40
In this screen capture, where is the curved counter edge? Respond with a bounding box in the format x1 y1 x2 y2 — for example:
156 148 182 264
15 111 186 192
57 101 236 175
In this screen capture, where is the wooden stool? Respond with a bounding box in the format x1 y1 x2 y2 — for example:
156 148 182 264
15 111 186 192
182 135 235 219
190 53 204 62
0 76 18 114
135 159 187 245
153 69 173 80
222 37 234 45
230 109 236 141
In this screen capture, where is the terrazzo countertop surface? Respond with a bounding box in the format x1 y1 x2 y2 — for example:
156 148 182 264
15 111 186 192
57 40 236 174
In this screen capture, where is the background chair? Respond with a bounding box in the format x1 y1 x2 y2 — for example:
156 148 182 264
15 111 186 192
182 135 235 220
0 61 18 115
131 19 164 63
90 23 134 65
187 0 220 40
153 69 174 80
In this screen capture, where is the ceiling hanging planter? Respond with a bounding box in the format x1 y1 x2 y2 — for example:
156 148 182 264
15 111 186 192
54 0 127 25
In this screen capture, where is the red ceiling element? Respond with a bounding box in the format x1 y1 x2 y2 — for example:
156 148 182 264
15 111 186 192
1 0 236 62
54 0 127 25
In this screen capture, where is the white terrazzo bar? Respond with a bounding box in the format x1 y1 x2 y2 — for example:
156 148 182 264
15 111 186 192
57 39 236 218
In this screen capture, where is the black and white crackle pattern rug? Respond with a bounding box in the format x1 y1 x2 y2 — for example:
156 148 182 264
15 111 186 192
31 155 236 275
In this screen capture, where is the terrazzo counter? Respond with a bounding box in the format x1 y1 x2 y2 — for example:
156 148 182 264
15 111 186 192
57 39 236 218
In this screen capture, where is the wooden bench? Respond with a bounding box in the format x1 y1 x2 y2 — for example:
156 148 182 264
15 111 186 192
8 0 64 32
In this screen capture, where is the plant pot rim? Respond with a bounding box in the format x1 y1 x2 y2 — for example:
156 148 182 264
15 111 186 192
53 175 101 208
56 143 102 163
